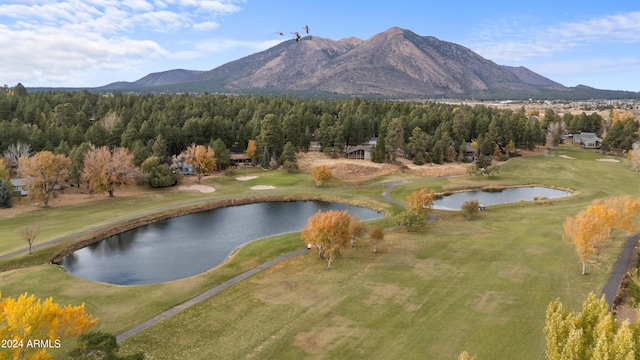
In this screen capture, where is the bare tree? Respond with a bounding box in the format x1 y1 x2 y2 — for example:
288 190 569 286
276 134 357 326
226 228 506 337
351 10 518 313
19 225 42 254
3 142 31 176
99 110 121 132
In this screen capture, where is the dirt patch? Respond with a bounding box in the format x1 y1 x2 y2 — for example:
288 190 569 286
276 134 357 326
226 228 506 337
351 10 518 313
253 280 320 307
293 316 367 355
498 265 527 283
297 151 471 180
413 258 465 279
473 291 514 315
251 185 276 190
526 245 549 256
363 283 413 306
297 151 397 180
178 185 215 193
396 158 471 178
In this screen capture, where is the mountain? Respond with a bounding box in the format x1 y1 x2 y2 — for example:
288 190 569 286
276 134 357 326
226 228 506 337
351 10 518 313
98 69 205 91
97 27 639 100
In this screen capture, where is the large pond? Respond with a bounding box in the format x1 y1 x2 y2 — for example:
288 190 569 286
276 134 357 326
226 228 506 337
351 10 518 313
60 201 383 285
432 186 572 211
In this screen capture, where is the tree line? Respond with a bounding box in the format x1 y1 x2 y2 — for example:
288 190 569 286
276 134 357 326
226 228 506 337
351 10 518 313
1 84 612 168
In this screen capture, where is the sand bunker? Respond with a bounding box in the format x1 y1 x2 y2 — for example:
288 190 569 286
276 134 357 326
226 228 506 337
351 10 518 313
236 176 259 181
558 155 576 160
597 158 621 162
251 185 276 190
178 185 216 193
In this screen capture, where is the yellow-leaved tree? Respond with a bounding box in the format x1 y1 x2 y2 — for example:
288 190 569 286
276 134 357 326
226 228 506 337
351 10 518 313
0 292 97 360
19 151 70 208
182 144 216 184
563 210 611 275
405 188 435 215
245 139 257 162
369 225 384 254
564 196 640 275
348 216 368 248
545 292 638 360
398 188 435 231
301 210 351 269
81 147 141 197
312 165 333 187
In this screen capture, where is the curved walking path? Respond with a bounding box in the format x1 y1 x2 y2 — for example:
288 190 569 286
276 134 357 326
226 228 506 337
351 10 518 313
113 182 440 342
600 232 640 308
116 248 309 342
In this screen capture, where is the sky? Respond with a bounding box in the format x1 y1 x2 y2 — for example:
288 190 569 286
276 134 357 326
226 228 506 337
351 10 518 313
1 0 639 92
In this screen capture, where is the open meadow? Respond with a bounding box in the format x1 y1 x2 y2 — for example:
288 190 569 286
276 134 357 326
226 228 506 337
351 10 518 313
0 145 639 359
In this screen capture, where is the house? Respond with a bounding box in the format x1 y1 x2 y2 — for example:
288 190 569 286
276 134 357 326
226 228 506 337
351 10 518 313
230 153 252 166
464 142 478 162
180 164 194 176
10 178 28 196
345 145 372 160
572 132 602 149
633 141 640 152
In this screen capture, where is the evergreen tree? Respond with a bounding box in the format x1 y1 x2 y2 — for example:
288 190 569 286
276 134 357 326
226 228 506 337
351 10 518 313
211 138 231 171
141 156 176 188
0 179 12 208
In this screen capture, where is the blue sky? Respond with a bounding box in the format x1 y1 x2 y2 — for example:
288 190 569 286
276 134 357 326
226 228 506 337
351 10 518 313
1 0 639 92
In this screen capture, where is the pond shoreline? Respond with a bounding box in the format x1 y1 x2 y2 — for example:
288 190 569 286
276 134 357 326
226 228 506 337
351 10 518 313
50 193 389 264
434 183 576 197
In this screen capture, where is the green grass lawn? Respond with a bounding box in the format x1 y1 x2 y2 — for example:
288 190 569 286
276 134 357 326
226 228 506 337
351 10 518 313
0 145 639 359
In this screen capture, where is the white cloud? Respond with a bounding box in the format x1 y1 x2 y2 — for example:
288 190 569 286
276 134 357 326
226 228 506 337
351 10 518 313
194 38 282 53
535 57 640 76
0 0 246 86
193 21 220 31
472 11 640 62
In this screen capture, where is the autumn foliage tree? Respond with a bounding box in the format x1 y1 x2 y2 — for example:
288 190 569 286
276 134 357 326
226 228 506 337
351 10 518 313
19 151 71 208
81 147 141 197
0 292 97 360
544 292 639 360
369 226 384 253
312 165 333 187
563 196 640 275
461 199 480 220
405 188 435 214
349 216 368 247
182 144 216 184
245 139 257 161
399 188 435 231
301 210 352 269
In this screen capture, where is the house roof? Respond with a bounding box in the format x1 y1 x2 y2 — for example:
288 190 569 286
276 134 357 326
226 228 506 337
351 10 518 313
345 145 372 153
10 178 26 186
230 153 250 160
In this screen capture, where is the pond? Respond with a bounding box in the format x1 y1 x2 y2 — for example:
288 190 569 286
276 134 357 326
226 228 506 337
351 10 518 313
432 186 572 211
59 201 383 285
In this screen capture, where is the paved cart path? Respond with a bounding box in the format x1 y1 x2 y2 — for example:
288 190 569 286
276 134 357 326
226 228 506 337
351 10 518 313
600 232 640 308
116 248 309 342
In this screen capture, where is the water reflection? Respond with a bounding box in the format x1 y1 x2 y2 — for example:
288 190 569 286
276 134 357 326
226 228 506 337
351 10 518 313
432 186 571 211
60 201 383 285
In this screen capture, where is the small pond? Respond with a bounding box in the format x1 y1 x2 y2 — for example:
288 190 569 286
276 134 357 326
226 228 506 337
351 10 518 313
59 201 383 285
432 186 572 211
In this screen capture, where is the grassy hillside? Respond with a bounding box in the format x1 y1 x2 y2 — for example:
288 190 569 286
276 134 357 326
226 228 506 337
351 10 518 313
0 145 638 359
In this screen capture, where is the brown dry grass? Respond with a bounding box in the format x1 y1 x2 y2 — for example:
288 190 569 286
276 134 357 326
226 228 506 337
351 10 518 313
297 151 472 180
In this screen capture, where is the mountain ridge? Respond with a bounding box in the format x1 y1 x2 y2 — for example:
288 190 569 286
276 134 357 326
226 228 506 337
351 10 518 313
93 27 639 100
